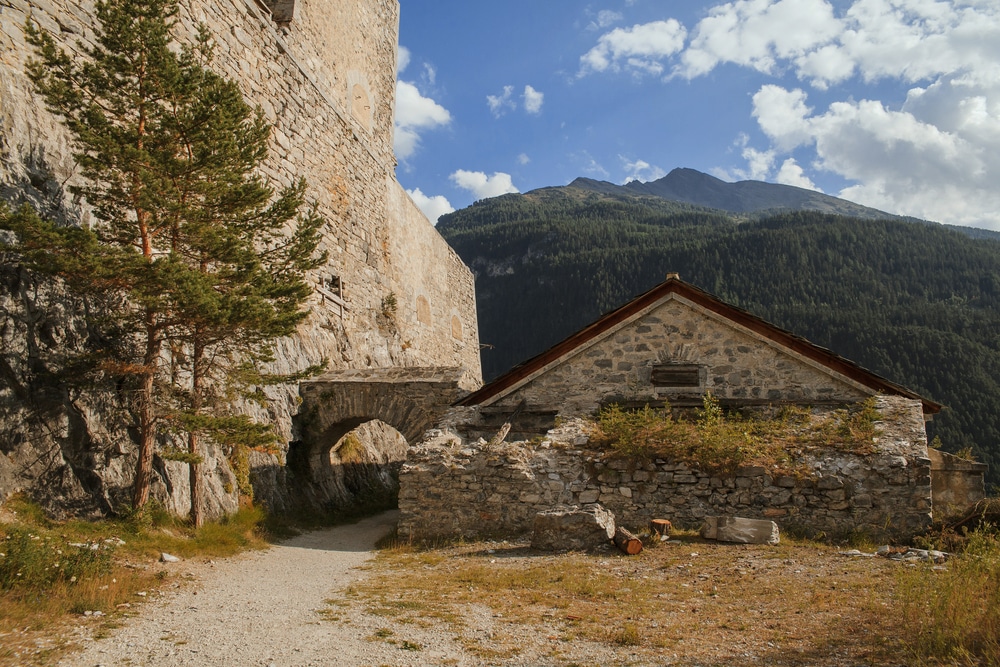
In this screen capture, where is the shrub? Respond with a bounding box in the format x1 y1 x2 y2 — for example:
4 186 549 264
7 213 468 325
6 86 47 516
591 394 883 475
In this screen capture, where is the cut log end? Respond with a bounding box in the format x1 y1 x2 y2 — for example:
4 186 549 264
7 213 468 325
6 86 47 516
613 526 643 555
650 518 672 538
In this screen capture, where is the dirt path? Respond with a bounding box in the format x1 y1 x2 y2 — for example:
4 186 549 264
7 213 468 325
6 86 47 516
60 511 469 667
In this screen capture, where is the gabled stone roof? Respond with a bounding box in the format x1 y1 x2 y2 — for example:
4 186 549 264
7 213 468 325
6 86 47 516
457 275 942 414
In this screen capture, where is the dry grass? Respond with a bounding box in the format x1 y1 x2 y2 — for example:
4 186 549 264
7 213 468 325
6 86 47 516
590 395 883 477
342 530 910 666
0 495 269 666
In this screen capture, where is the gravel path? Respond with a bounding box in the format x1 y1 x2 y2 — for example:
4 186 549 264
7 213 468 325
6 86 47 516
60 511 473 667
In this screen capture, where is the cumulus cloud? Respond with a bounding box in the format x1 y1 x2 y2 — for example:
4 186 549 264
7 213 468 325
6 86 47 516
407 188 455 224
752 84 1000 227
397 46 411 74
775 158 820 190
579 20 687 77
523 85 544 114
678 0 842 79
621 157 667 183
450 170 520 200
575 0 1000 227
518 153 531 165
394 80 451 161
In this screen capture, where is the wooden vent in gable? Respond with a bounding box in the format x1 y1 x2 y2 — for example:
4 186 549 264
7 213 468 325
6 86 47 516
651 364 701 388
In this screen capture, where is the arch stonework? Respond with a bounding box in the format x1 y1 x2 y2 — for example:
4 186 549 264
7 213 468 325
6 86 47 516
295 367 466 484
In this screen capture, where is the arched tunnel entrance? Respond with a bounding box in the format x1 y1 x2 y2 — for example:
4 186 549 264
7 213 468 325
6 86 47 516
289 367 466 516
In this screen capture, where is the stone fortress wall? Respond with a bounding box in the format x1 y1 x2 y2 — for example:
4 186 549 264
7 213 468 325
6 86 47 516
0 0 481 515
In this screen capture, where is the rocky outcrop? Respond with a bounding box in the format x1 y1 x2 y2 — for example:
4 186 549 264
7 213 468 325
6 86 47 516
0 0 481 518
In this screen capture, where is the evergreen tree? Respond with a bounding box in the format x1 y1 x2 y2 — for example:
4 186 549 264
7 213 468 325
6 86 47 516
7 0 325 519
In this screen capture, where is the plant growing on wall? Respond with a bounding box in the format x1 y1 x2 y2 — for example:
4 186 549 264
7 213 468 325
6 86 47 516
3 0 326 524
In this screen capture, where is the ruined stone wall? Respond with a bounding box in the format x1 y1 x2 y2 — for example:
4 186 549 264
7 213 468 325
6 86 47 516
398 397 934 542
0 0 480 515
488 294 870 416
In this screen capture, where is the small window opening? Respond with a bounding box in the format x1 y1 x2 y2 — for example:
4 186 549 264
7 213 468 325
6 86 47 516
261 0 297 24
317 274 347 316
651 364 701 388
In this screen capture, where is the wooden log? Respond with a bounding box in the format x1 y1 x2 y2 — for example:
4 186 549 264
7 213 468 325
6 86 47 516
650 518 672 538
613 527 643 555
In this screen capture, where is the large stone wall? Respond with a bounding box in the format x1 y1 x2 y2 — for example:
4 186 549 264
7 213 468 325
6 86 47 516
484 293 870 416
0 0 480 515
398 396 934 542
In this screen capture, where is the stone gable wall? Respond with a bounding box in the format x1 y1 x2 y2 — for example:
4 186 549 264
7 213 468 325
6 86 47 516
489 295 869 416
398 396 934 542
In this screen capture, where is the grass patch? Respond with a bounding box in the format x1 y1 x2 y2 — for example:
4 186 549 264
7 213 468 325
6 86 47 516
591 394 883 475
340 520 1000 666
342 535 906 664
896 528 1000 665
0 494 270 665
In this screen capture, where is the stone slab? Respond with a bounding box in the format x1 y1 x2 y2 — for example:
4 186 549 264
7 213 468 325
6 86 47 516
531 504 616 551
701 515 780 545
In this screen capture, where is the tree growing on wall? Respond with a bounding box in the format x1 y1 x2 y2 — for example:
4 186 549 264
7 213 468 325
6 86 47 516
4 0 326 523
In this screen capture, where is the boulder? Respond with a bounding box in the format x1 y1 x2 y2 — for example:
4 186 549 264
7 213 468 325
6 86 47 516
531 504 616 551
701 516 780 545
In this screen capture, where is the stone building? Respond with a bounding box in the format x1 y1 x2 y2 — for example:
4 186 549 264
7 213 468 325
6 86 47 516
398 275 970 541
0 0 480 516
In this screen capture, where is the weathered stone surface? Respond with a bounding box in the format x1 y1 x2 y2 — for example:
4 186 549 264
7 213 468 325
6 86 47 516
399 397 935 542
701 516 780 545
531 504 616 551
0 0 482 517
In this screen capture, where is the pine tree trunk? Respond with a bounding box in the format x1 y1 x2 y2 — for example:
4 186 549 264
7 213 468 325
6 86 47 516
189 337 204 528
189 430 202 528
131 307 160 509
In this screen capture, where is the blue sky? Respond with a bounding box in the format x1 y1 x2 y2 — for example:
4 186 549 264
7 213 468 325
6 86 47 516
394 0 1000 230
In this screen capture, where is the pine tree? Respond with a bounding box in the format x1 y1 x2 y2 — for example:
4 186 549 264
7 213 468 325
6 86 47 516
10 0 326 520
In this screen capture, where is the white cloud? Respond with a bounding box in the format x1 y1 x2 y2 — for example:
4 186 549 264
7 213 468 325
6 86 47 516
422 63 437 85
523 85 544 114
518 153 531 165
620 157 667 183
394 80 451 161
752 84 1000 227
487 85 516 118
575 151 610 179
579 20 687 77
751 85 815 151
397 46 411 74
407 187 454 224
588 9 623 30
628 0 1000 228
450 170 520 200
678 0 842 79
775 158 820 190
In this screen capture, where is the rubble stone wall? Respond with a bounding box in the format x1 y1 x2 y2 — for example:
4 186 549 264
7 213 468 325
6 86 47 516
398 396 934 542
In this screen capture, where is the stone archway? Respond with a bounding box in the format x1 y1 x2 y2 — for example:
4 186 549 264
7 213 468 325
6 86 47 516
289 367 466 512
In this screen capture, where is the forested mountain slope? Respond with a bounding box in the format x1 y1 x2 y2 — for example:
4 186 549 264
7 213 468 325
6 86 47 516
438 185 1000 485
